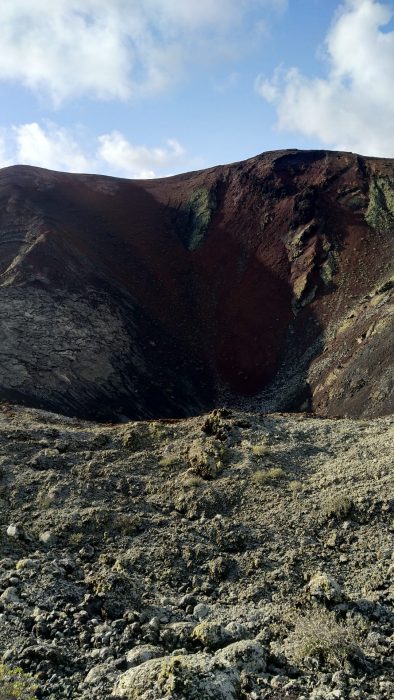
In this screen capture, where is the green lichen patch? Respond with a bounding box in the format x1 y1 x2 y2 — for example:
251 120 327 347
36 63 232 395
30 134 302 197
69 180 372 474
0 664 38 700
115 653 241 700
366 176 394 232
286 222 316 262
158 656 219 699
192 621 230 649
320 250 337 288
176 187 217 251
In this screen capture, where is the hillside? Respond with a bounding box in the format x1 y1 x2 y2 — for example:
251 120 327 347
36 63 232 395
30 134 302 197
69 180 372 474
0 150 393 421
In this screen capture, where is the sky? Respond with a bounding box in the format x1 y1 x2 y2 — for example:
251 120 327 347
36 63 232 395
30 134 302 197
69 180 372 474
0 0 393 179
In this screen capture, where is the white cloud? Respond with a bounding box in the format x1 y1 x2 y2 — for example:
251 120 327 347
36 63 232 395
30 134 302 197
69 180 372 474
13 122 91 172
0 121 190 178
0 0 286 105
256 0 394 157
0 129 12 168
0 2 132 104
98 132 186 178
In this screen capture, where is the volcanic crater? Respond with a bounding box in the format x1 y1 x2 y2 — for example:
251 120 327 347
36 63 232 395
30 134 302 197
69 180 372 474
0 149 393 421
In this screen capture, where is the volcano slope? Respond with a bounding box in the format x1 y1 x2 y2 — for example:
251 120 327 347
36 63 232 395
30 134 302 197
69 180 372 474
0 149 393 422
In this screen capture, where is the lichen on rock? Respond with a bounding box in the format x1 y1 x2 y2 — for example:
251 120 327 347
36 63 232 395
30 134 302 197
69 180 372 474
175 186 217 251
113 653 241 700
366 176 394 231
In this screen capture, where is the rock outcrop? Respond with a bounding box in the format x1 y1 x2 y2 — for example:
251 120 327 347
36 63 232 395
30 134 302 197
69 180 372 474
0 150 393 420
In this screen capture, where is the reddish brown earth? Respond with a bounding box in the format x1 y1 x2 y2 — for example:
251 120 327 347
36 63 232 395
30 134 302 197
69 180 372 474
0 149 392 420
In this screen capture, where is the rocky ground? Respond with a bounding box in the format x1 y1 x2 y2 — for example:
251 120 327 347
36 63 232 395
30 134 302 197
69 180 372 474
0 403 393 699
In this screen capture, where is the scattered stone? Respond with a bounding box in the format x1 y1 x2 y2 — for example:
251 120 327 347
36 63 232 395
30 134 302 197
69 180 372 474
84 659 120 685
192 621 230 649
6 524 19 538
39 530 57 546
224 622 248 641
0 587 20 604
215 639 266 673
114 652 241 699
193 603 210 620
126 645 164 668
308 572 343 603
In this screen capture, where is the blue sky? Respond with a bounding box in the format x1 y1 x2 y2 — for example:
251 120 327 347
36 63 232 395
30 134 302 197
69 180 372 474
0 0 393 178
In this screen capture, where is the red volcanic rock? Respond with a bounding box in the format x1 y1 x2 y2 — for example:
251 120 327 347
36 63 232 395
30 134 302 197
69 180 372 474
0 150 392 420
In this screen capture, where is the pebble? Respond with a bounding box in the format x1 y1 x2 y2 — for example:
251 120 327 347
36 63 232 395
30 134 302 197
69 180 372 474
193 603 210 620
39 531 57 545
270 675 288 688
0 587 20 604
149 616 161 630
6 524 18 538
126 645 164 668
179 594 197 608
308 571 343 602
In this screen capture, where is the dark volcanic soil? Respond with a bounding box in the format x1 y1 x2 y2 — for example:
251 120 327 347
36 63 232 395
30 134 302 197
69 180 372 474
0 150 393 421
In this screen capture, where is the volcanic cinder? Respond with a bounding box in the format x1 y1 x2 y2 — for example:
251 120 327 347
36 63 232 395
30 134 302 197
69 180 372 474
0 149 393 421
